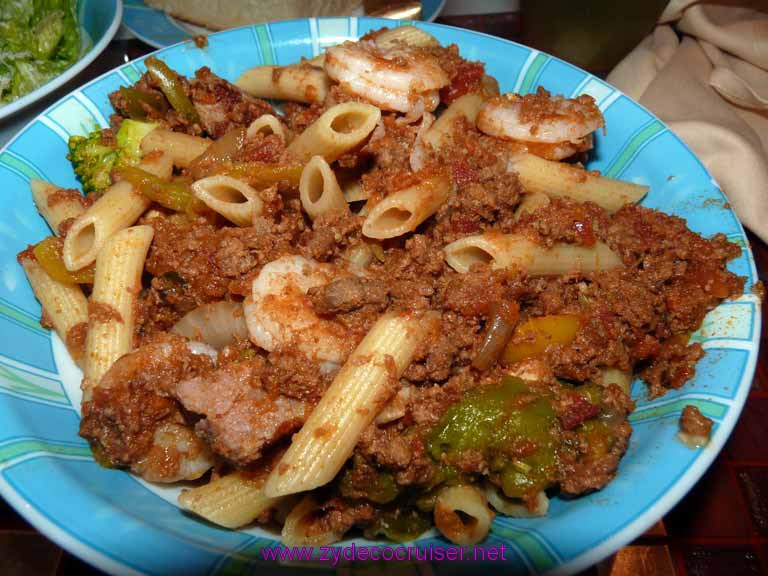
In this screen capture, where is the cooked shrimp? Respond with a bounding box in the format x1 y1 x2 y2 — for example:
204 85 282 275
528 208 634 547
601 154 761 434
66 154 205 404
512 135 595 161
138 422 215 483
324 40 449 115
243 255 352 365
79 334 216 483
477 88 604 159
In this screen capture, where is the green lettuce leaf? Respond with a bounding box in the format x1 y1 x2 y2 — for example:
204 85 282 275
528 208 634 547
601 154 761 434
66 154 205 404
0 0 79 105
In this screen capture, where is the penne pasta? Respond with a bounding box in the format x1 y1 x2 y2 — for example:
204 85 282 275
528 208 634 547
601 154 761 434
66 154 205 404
422 93 487 152
362 173 452 239
483 483 549 518
19 256 88 366
509 153 648 213
83 225 153 394
513 191 551 220
30 179 86 236
137 150 174 180
236 65 330 104
141 128 210 168
444 232 623 275
287 102 381 163
434 485 494 545
179 471 283 529
299 155 347 220
281 496 343 546
263 311 438 498
246 114 287 140
63 181 150 271
191 174 263 226
282 496 345 547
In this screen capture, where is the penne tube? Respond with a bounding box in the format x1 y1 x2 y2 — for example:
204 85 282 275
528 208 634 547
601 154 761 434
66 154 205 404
600 367 633 395
83 225 153 394
137 150 174 180
444 233 623 275
263 311 438 497
236 65 330 104
19 256 88 366
299 155 347 220
509 153 648 213
141 128 210 168
191 175 263 226
362 173 452 239
434 485 494 546
246 114 287 140
282 496 345 546
30 179 86 237
483 483 549 518
513 191 551 220
179 471 283 529
63 181 150 271
422 93 486 151
287 102 381 163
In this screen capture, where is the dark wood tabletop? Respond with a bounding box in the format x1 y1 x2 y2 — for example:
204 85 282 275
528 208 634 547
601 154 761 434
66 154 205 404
0 11 766 576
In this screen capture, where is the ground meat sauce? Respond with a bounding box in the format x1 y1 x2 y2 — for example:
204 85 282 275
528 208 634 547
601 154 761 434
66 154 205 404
79 334 214 477
516 87 604 136
46 186 85 209
440 60 485 105
88 302 123 324
65 322 88 363
70 37 746 541
679 404 714 444
189 67 275 138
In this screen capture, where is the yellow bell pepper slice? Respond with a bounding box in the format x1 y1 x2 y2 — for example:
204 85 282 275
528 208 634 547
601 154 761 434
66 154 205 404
33 236 95 284
502 314 581 364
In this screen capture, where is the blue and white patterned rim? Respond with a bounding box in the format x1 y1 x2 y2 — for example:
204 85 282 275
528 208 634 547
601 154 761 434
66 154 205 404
0 17 760 576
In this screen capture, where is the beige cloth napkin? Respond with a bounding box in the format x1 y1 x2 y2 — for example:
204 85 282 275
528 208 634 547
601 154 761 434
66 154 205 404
606 0 768 243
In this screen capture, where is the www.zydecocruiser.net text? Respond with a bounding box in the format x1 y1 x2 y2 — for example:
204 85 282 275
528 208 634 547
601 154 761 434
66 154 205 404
261 543 510 564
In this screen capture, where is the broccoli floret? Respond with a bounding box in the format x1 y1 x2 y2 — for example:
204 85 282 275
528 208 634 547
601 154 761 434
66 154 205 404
66 130 117 195
115 119 159 165
67 119 158 195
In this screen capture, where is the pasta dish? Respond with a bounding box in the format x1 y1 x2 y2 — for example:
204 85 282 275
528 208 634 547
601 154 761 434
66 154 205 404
17 26 744 546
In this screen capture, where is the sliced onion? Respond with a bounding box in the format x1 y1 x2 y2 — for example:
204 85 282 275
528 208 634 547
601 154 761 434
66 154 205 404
189 125 247 180
483 483 549 517
472 301 520 371
375 385 413 425
186 341 218 360
171 301 248 350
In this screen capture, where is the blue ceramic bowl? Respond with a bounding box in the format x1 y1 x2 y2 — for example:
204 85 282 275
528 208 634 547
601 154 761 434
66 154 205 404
0 17 760 576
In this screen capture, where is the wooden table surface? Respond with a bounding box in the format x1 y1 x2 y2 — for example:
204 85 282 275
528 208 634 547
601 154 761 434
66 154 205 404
0 11 766 576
